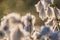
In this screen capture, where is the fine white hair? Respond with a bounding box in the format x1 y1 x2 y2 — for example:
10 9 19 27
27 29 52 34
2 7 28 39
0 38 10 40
35 1 47 20
35 0 54 21
21 13 36 40
41 0 54 9
45 19 53 27
54 7 60 19
1 12 21 29
0 12 27 40
35 1 44 12
21 13 36 27
31 30 40 40
35 0 54 12
47 7 55 19
6 12 21 20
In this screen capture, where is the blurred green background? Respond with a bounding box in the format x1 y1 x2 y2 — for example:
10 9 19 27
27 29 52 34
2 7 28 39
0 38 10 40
0 0 60 26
